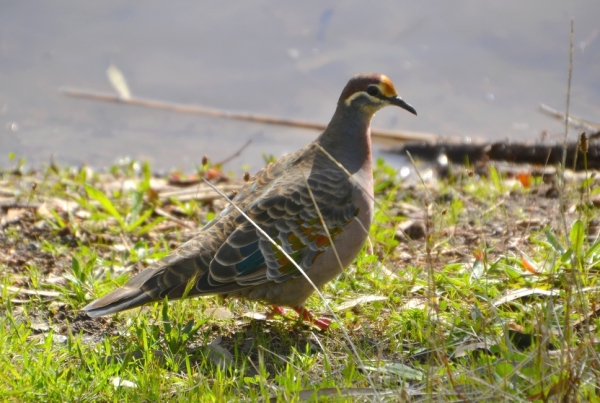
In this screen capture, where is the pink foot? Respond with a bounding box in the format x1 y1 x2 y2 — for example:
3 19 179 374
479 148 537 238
292 306 332 331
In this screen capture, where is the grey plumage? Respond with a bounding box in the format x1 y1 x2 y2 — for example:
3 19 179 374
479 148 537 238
82 73 416 329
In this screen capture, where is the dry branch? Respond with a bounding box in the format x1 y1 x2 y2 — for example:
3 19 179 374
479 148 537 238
61 88 438 144
396 140 600 170
539 104 600 135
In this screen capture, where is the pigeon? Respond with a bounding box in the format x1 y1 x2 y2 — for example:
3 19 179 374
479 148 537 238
83 73 417 330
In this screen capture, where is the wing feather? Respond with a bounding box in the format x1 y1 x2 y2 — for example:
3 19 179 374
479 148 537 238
83 145 361 316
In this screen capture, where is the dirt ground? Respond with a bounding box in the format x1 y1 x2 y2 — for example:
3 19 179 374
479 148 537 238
1 163 599 344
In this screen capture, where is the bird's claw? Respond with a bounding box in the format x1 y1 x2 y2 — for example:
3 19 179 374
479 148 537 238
266 305 288 319
265 305 331 330
293 306 331 331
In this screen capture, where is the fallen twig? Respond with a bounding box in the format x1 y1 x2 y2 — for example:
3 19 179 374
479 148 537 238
395 140 600 170
539 104 600 136
153 207 197 230
158 184 242 202
61 88 439 144
5 286 64 298
215 139 253 166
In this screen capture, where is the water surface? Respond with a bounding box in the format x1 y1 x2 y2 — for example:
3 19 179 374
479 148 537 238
1 1 598 173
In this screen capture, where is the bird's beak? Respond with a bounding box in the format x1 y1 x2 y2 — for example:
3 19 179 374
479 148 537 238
390 96 417 116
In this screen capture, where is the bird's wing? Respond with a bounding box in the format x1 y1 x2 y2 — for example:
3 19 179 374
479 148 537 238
83 152 359 316
205 165 359 289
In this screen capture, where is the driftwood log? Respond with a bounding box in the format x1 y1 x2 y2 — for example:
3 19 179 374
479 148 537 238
395 140 600 171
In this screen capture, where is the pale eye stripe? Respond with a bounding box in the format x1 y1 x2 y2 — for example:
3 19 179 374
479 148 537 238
344 91 383 106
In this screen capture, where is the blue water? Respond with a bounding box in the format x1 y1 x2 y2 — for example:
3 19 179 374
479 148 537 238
1 1 598 173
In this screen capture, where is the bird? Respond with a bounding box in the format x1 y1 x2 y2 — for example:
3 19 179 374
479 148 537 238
82 73 417 330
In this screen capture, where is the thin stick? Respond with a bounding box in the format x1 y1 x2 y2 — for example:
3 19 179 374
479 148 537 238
302 172 344 278
559 18 576 398
159 184 241 200
60 88 438 144
153 206 196 230
405 150 468 402
215 139 253 166
538 104 599 133
559 18 574 241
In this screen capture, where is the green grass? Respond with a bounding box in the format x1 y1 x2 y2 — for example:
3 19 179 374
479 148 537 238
1 155 599 402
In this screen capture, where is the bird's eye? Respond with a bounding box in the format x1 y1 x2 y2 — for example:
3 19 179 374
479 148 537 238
366 86 380 96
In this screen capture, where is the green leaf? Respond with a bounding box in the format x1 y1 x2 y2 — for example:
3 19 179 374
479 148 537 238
582 176 594 189
181 275 198 300
84 184 124 227
182 320 195 337
161 298 172 335
71 257 82 281
49 208 66 229
135 216 166 236
83 253 97 280
586 236 600 259
561 247 573 262
126 206 154 232
495 361 514 377
128 191 144 225
569 220 584 257
545 229 565 254
489 165 503 193
141 161 151 190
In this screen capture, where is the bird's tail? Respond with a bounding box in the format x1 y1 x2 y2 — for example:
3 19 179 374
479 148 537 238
81 267 163 317
82 285 155 317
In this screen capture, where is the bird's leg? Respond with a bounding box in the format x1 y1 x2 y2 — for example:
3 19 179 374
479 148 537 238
266 305 288 319
292 306 332 331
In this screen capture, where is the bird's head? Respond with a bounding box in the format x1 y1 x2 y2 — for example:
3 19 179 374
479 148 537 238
338 73 417 117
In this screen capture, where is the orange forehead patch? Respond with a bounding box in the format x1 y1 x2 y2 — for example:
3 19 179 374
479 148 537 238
379 75 398 97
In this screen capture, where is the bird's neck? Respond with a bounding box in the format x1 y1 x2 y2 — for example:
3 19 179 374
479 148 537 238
317 105 373 175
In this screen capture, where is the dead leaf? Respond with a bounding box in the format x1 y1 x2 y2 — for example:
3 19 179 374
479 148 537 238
0 187 16 197
378 264 398 278
168 173 202 187
36 203 53 219
402 298 426 310
0 208 26 227
111 377 137 389
515 218 544 229
6 286 62 298
50 197 78 214
521 256 540 274
106 64 131 100
244 311 268 320
493 288 557 307
517 172 532 188
75 210 91 219
205 307 234 320
508 322 525 333
363 361 425 381
9 299 33 304
30 322 50 332
335 295 387 311
452 341 492 358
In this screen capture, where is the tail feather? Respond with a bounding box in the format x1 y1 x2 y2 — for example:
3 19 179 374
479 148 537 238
82 243 251 317
82 286 154 317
